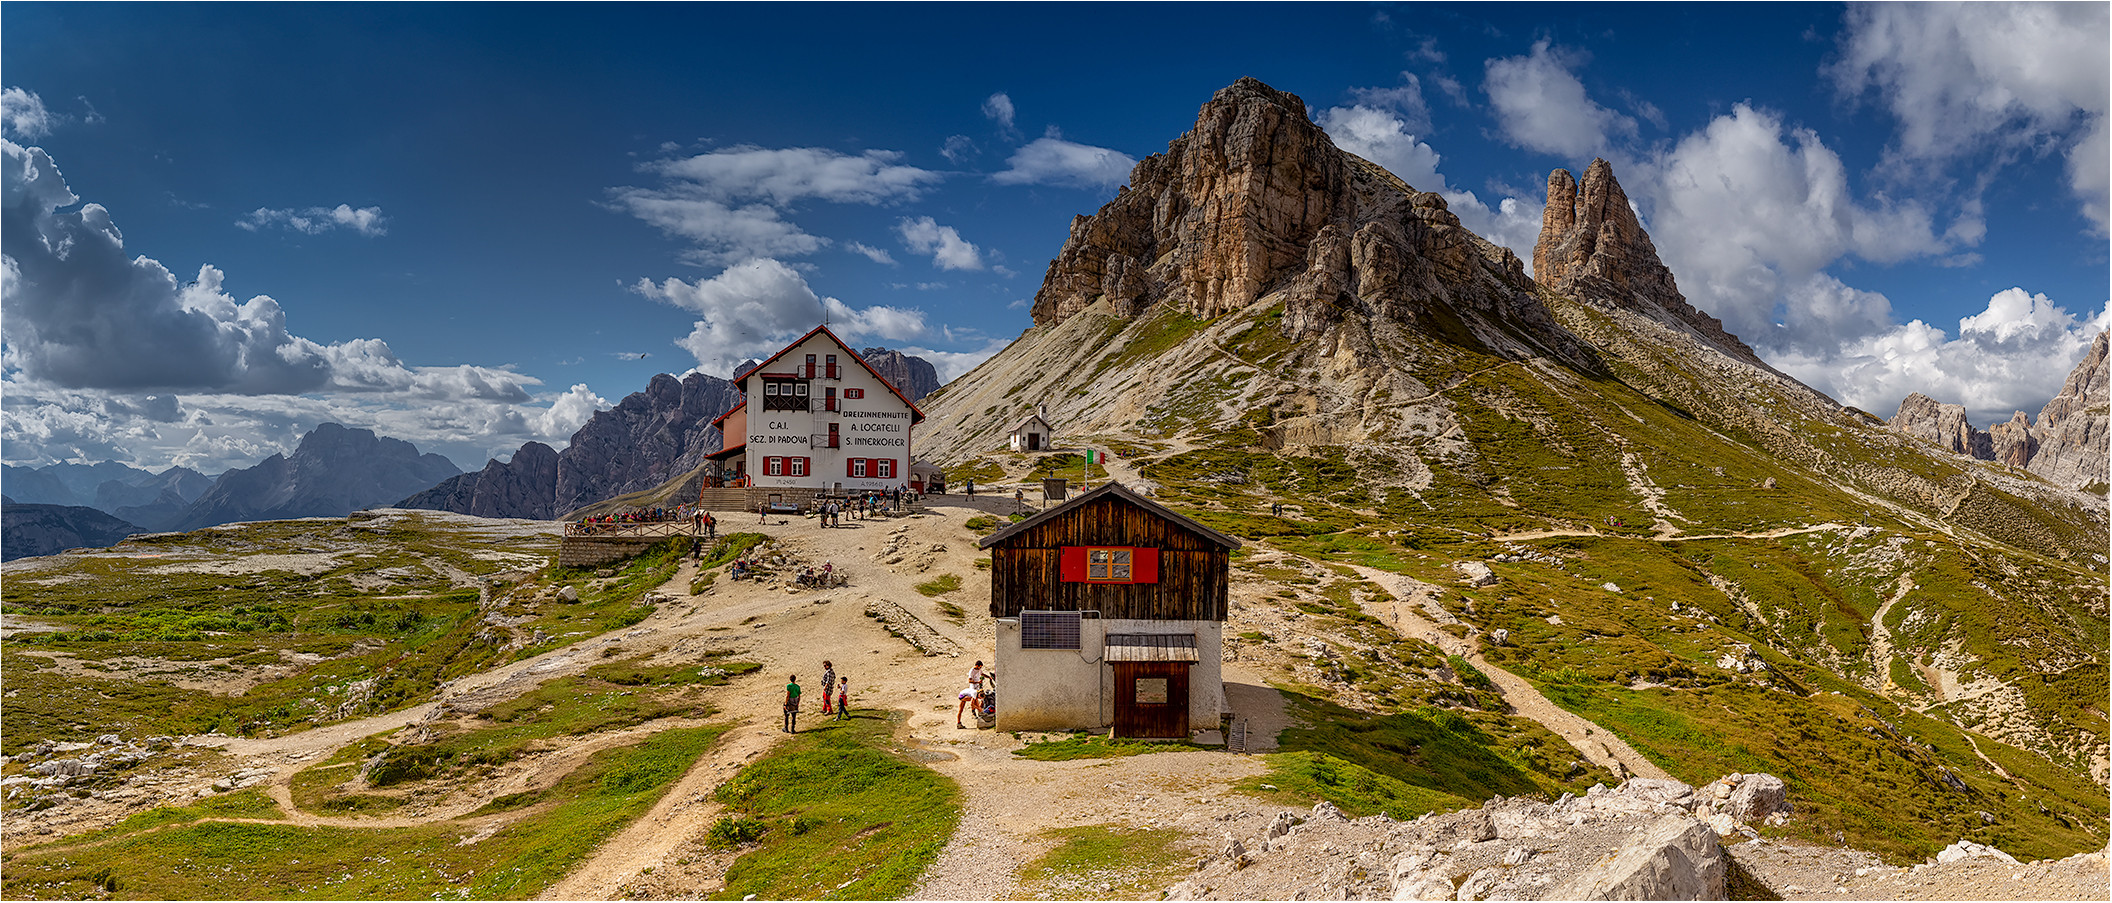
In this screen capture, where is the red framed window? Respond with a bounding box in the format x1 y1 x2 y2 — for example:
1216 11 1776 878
789 457 807 477
825 354 839 379
1058 547 1160 584
804 354 817 378
849 458 868 478
845 388 864 399
876 458 893 479
765 457 784 476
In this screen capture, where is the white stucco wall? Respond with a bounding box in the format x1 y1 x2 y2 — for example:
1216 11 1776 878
737 332 917 492
993 617 1223 732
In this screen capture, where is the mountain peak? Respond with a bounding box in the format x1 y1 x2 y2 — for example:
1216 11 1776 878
1533 159 1768 368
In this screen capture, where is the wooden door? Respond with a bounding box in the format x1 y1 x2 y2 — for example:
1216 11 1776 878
1112 662 1189 738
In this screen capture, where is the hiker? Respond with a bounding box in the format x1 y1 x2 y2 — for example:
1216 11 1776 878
819 660 836 714
835 677 849 720
783 674 801 733
956 660 987 728
705 512 716 539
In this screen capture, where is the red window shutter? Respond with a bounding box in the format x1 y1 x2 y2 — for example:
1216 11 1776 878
846 457 857 477
1132 547 1159 583
1059 546 1088 582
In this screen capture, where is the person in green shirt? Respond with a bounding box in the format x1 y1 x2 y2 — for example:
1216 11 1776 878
783 675 801 733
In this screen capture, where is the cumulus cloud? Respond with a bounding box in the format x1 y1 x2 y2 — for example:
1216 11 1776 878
0 142 573 472
990 136 1136 190
941 134 978 164
896 216 984 271
1772 287 2108 424
608 193 824 267
1833 3 2109 231
1633 103 1949 349
2 87 55 139
239 203 387 236
632 257 928 376
896 342 1006 382
1484 41 1638 158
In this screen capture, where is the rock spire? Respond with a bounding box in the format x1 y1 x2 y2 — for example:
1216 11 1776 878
1533 159 1767 367
1889 331 2109 490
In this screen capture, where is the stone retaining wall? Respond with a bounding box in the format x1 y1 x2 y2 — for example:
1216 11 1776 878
557 536 663 569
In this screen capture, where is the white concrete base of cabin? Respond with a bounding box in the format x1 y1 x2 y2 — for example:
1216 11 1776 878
993 617 1223 733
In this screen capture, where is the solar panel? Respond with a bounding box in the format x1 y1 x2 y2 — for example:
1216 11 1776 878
1021 610 1081 649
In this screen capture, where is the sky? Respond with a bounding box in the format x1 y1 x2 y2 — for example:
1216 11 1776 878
3 2 2106 474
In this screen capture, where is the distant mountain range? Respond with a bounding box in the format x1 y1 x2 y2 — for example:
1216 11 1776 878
0 500 144 561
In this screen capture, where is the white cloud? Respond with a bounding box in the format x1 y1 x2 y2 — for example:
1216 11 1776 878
611 145 942 266
990 137 1136 189
1833 3 2109 231
633 257 928 376
896 216 985 271
2 87 55 139
1347 74 1433 134
646 146 942 206
531 384 607 438
1484 40 1638 158
1633 103 1948 348
239 203 387 236
847 241 897 265
983 92 1018 135
897 342 1006 382
1773 288 2108 425
608 192 825 266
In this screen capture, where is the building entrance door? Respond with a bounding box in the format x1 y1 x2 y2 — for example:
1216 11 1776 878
1027 432 1041 451
1111 661 1189 738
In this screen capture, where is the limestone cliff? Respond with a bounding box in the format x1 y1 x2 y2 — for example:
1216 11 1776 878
399 442 560 519
1026 77 1564 362
554 372 740 514
175 423 462 530
1888 332 2109 491
859 347 942 401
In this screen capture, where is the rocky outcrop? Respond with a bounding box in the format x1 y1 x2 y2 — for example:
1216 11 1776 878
1027 77 1568 362
553 372 741 515
1892 393 1995 459
174 423 461 530
1889 332 2109 490
1535 159 1767 368
858 347 942 401
1 502 143 560
2026 331 2109 489
398 442 560 519
1162 775 1784 900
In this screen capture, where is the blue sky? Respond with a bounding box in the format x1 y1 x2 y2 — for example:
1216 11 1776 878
4 3 2106 473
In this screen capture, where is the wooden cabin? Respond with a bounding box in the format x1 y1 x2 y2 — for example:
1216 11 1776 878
978 481 1239 738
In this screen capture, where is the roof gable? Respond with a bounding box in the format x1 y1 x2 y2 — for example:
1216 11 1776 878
977 481 1242 550
735 324 926 423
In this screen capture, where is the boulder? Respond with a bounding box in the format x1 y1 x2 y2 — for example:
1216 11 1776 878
1547 814 1727 900
1723 773 1789 824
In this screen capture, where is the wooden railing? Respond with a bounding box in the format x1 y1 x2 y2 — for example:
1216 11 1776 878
563 520 698 538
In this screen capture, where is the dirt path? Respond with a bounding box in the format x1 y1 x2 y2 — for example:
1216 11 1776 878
1350 565 1672 781
1486 523 1846 543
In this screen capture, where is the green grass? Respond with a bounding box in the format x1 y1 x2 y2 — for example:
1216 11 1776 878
709 711 962 900
914 573 962 596
1239 750 1478 820
2 725 731 899
1269 695 1609 813
699 533 769 570
1016 824 1198 899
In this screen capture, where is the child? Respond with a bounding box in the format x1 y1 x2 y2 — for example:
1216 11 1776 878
819 661 836 714
835 677 849 720
783 674 800 733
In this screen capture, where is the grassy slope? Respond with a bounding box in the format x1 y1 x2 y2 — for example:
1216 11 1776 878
1032 297 2110 862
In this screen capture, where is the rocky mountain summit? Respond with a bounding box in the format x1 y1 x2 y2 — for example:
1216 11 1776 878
1534 159 1766 368
399 372 741 520
173 423 460 531
0 462 214 531
1890 331 2109 490
860 347 941 401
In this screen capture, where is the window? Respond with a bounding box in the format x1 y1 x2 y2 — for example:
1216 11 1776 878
764 383 779 396
1058 546 1159 584
825 354 839 378
794 382 808 396
805 354 817 377
762 377 808 411
845 388 864 399
1135 678 1170 705
1089 548 1132 581
827 423 839 447
876 458 893 479
850 458 868 478
765 457 784 476
789 457 807 477
1021 611 1082 650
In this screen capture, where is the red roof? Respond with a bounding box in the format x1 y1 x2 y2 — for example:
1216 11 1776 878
735 324 927 423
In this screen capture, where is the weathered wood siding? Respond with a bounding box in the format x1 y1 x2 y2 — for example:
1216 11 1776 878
987 495 1229 620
